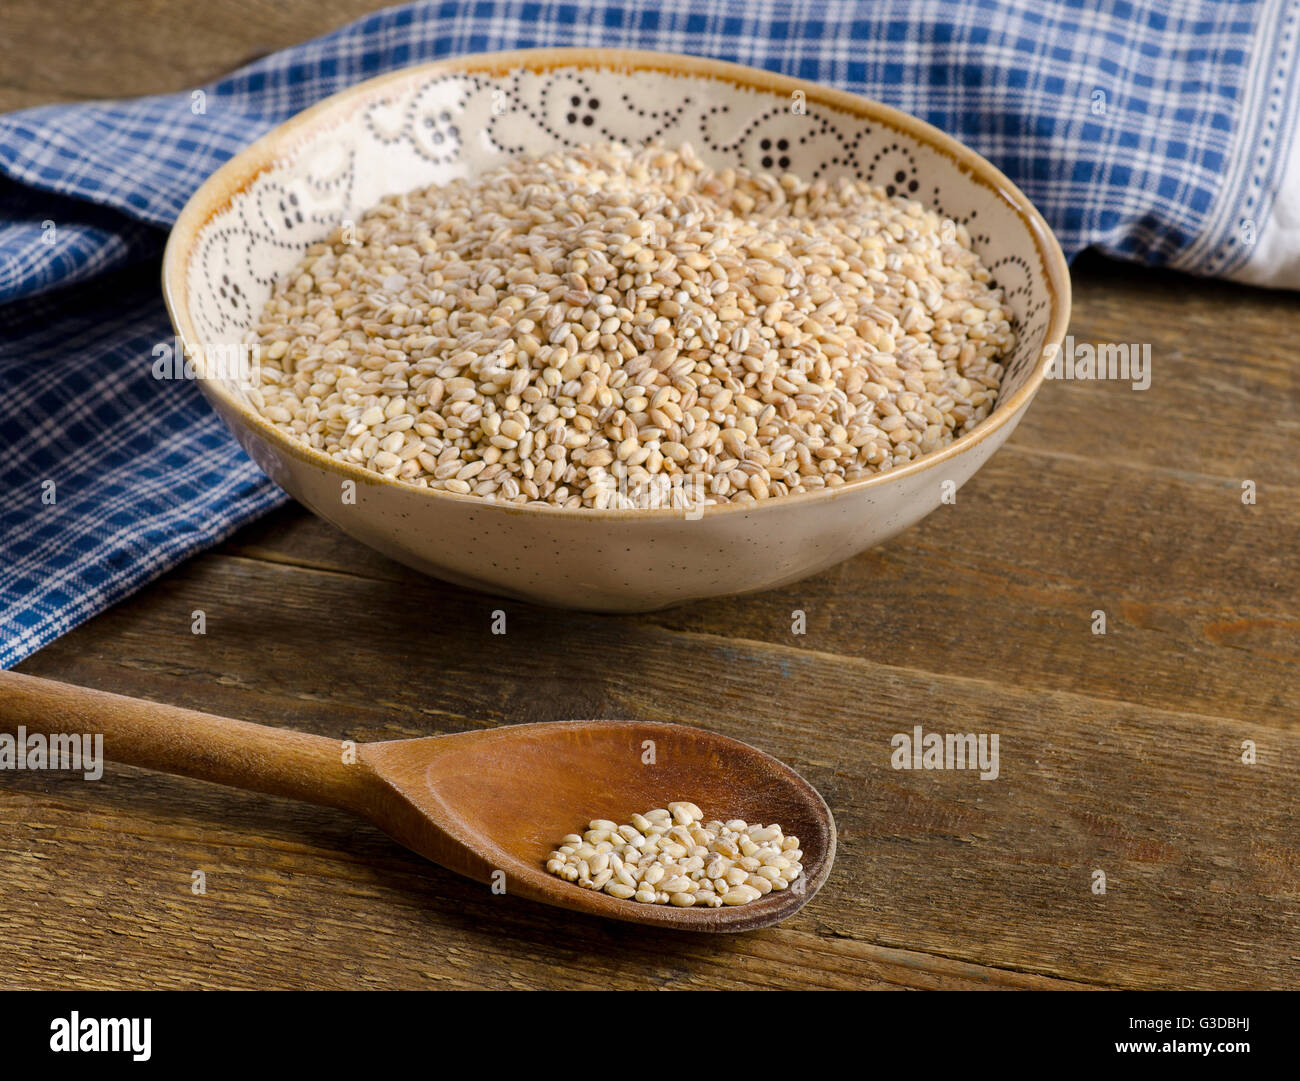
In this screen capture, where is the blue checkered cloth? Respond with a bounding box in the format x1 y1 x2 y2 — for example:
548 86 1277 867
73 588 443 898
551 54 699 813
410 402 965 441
3 0 1298 667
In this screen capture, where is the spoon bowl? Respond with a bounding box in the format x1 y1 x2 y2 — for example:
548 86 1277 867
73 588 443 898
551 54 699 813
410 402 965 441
364 720 835 930
0 672 834 932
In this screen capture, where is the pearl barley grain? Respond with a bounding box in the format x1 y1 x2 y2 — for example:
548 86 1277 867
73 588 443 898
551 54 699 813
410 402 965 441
247 142 1015 510
545 805 803 908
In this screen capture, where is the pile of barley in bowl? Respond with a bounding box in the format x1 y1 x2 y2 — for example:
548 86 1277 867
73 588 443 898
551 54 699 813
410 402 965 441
545 802 802 908
247 141 1015 510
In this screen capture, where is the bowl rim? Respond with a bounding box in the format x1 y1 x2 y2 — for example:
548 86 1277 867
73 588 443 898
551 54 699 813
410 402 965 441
162 45 1072 521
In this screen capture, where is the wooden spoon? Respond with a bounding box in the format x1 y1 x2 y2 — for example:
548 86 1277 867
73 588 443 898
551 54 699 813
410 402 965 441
0 670 835 932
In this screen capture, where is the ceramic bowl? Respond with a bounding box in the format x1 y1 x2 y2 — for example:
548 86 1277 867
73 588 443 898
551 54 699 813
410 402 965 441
163 48 1071 612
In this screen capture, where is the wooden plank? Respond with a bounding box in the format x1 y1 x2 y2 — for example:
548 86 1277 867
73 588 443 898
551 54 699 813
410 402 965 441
1011 260 1297 486
13 553 1299 989
1014 358 1297 488
1018 368 1298 486
0 1 396 111
219 441 1300 732
0 773 1089 990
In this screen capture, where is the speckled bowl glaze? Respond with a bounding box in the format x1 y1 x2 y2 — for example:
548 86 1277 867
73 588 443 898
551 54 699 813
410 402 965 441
163 48 1071 612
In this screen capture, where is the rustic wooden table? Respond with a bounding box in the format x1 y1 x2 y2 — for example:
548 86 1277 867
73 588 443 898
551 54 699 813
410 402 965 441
3 1 1297 991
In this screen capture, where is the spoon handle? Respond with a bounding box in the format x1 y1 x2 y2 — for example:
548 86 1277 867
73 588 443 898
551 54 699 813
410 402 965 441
0 670 374 812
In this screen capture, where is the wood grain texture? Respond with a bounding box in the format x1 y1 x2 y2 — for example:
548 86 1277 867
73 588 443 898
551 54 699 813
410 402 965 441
10 483 1300 989
3 0 1298 990
0 0 396 111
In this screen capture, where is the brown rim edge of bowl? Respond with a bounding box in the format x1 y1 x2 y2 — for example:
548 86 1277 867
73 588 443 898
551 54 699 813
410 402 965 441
161 46 1073 522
